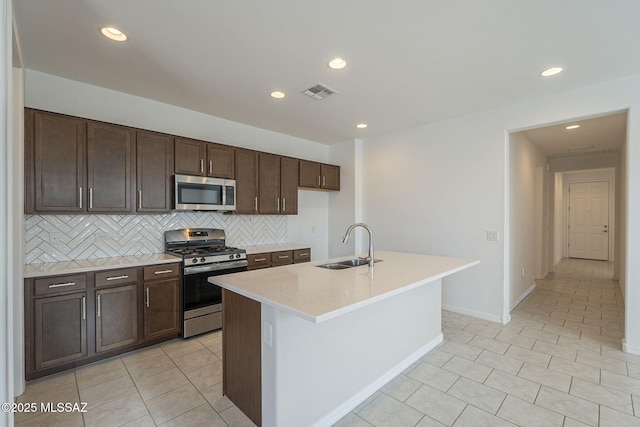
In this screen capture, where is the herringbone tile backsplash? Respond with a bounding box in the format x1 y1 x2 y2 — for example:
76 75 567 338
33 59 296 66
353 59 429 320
25 213 287 264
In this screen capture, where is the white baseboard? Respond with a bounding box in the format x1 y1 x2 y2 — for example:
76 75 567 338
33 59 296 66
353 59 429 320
442 304 503 324
622 339 640 355
313 333 444 427
511 283 536 311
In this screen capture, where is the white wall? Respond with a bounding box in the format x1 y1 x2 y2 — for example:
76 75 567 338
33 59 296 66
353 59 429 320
358 73 640 351
327 139 358 258
509 132 547 309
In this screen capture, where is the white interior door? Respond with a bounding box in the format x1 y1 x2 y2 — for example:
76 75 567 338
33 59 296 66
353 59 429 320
568 181 609 260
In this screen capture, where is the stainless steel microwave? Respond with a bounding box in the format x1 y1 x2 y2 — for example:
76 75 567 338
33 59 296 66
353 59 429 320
174 174 236 211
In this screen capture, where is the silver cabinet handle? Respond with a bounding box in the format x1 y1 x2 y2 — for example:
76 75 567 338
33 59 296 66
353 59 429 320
298 252 309 256
138 190 142 209
208 160 213 175
277 198 280 212
282 198 286 212
106 275 128 281
89 188 93 209
278 255 289 259
97 294 101 317
254 258 267 262
145 287 150 308
82 296 86 320
317 176 321 186
79 187 83 209
200 159 204 174
154 269 173 275
254 196 258 212
48 281 76 288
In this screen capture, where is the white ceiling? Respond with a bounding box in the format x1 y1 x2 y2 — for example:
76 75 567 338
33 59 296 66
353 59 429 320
13 1 640 145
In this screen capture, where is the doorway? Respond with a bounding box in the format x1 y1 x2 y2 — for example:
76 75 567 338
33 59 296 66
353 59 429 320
568 181 610 260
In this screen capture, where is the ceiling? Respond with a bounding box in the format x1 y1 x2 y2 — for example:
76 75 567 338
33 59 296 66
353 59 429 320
13 1 640 145
520 112 628 157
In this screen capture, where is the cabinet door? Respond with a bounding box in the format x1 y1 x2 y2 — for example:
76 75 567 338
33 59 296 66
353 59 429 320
33 111 85 212
136 131 174 212
321 164 340 190
235 148 258 214
207 143 235 179
34 292 87 370
175 137 206 176
280 157 299 215
87 121 132 212
144 279 180 340
258 153 280 214
96 285 138 353
299 160 321 188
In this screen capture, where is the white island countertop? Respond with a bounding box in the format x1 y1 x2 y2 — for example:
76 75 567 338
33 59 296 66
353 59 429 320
210 250 479 323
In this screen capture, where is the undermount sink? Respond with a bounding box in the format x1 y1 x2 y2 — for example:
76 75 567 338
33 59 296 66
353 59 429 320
316 258 382 269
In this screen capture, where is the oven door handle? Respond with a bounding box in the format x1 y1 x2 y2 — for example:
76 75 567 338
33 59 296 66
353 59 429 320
184 260 248 275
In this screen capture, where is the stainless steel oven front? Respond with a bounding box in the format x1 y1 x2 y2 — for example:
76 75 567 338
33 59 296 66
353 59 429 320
182 261 247 338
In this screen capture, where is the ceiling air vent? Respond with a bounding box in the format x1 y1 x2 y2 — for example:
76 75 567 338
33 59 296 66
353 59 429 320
303 83 337 100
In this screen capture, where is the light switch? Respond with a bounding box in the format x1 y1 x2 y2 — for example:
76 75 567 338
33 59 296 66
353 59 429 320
486 230 499 241
263 322 273 347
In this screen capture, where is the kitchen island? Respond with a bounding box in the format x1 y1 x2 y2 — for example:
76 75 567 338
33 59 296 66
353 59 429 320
209 251 478 427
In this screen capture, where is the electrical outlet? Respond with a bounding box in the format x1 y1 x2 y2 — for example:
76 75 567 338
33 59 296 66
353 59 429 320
486 230 499 241
263 322 273 347
49 232 60 244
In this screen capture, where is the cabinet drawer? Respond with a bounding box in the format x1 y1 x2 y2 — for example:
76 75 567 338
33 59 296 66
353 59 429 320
248 253 272 270
34 274 87 296
293 248 311 263
271 250 294 266
95 267 138 288
143 263 180 281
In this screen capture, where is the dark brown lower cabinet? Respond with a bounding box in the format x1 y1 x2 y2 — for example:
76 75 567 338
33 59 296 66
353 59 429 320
34 292 88 370
96 285 138 353
223 289 262 426
144 279 180 340
26 263 181 381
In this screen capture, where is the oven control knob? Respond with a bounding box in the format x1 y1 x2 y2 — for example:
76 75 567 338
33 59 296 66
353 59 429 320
191 258 197 264
236 253 241 259
200 257 206 263
229 255 234 260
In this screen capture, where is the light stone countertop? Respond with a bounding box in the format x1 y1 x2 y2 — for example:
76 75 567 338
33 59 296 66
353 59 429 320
239 243 311 254
209 250 479 323
24 253 182 278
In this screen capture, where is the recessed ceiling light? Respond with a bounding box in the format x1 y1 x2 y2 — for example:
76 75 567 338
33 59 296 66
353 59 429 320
328 58 347 70
270 91 285 99
540 67 563 77
356 123 368 129
100 26 127 42
565 124 580 130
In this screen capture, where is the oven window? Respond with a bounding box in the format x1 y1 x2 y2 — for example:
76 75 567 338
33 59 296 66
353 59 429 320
183 272 222 312
178 183 222 205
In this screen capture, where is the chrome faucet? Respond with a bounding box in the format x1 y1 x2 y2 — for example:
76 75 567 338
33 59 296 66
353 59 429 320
342 223 375 268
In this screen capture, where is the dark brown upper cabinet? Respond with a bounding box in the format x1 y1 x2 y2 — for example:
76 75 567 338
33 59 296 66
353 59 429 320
174 137 235 179
30 110 86 212
280 157 299 214
234 148 259 214
87 121 133 212
299 160 340 191
136 131 174 212
26 110 133 214
258 154 299 215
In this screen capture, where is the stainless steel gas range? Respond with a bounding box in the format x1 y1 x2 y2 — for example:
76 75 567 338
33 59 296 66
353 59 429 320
164 228 248 338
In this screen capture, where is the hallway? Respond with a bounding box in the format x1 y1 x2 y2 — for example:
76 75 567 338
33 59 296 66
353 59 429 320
338 258 640 426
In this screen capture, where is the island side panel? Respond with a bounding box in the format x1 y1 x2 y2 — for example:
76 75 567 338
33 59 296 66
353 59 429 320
222 289 262 426
261 279 443 427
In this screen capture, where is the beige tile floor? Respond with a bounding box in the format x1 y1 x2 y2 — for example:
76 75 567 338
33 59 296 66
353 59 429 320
14 258 640 426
